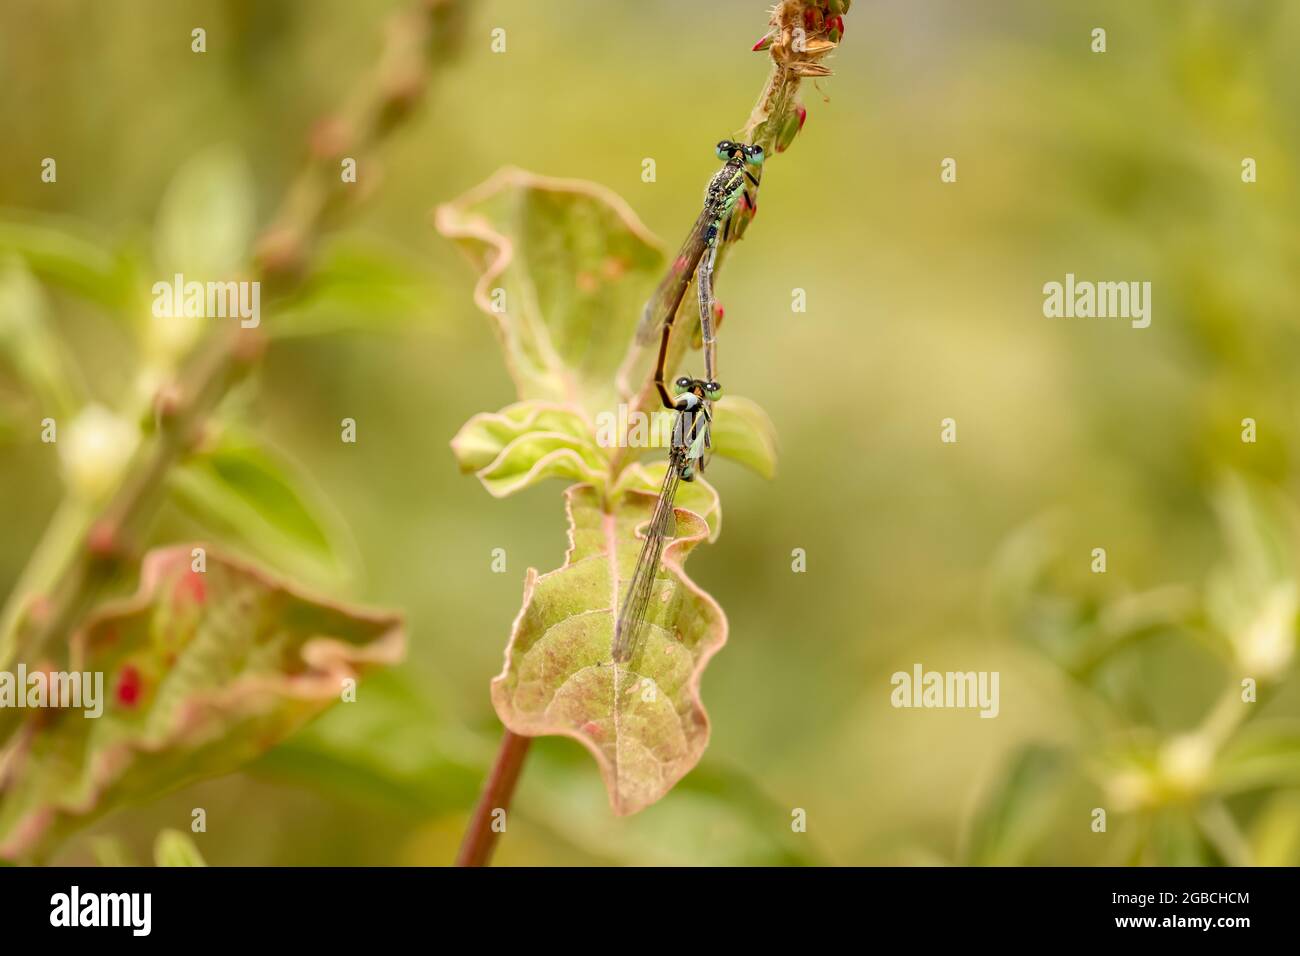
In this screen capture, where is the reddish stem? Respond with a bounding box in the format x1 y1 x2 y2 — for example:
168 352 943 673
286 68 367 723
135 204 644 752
455 729 533 866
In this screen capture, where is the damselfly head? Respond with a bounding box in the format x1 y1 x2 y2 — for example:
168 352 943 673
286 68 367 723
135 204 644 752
702 381 723 400
715 140 765 167
672 376 693 396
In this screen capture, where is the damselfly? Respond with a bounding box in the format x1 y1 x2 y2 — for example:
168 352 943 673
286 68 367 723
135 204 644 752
611 376 717 664
637 140 764 408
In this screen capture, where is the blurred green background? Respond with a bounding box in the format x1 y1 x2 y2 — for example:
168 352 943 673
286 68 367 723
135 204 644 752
2 0 1300 865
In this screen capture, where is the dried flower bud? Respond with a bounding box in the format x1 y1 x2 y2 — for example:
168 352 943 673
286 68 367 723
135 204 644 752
377 66 427 134
790 62 834 78
254 224 307 281
232 325 268 367
152 381 184 427
309 116 352 161
87 520 122 561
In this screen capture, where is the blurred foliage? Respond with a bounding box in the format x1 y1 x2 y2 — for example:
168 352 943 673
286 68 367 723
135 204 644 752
0 547 402 861
0 0 1297 865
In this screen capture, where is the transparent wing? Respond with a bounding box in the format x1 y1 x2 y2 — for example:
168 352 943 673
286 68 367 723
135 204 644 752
635 202 717 346
612 453 683 663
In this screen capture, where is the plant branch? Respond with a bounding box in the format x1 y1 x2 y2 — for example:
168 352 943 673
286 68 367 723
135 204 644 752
0 0 466 677
464 0 851 860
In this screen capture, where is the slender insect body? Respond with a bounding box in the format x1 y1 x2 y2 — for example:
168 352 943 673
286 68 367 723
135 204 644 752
612 378 718 663
617 140 761 661
642 140 764 409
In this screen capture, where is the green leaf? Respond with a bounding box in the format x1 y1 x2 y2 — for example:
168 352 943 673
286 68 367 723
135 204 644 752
709 395 779 479
491 484 725 816
0 256 85 416
1213 720 1300 793
87 835 137 867
271 241 441 339
252 671 485 816
611 460 721 541
987 516 1198 685
451 401 608 498
168 439 355 587
153 829 207 867
1150 807 1216 865
0 214 133 309
154 146 256 279
452 401 595 470
0 546 404 861
435 168 664 418
521 737 823 865
1206 475 1299 678
961 744 1066 865
1248 791 1300 866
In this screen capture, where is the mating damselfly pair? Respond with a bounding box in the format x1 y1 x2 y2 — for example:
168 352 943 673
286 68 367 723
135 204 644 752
611 140 764 664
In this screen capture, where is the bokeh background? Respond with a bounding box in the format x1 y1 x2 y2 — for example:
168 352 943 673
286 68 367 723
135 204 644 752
2 0 1299 865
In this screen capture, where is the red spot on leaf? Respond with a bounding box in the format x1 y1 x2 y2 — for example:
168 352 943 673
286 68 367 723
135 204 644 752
582 721 603 741
173 570 206 606
116 666 143 708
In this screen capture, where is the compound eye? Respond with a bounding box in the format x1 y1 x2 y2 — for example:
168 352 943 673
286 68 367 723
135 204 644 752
703 381 723 400
672 376 692 395
745 144 765 166
715 140 734 160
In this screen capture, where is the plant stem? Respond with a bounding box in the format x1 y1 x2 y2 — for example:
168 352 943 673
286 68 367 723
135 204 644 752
455 730 533 867
469 1 851 861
